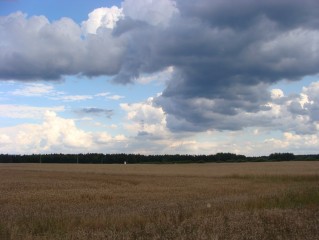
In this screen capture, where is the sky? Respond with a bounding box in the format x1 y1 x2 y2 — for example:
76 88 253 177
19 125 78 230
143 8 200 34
0 0 319 156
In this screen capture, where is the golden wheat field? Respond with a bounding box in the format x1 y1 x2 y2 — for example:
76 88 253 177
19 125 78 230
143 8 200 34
1 162 319 240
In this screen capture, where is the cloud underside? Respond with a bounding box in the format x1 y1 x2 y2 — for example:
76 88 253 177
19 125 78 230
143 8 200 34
1 0 319 132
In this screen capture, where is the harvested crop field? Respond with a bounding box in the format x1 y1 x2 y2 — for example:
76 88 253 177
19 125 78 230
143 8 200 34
1 162 319 239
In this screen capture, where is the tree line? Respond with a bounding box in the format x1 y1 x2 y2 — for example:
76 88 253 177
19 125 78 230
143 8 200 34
0 152 318 164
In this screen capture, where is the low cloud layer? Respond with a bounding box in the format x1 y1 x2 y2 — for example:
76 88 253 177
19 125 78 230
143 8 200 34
0 82 318 155
0 111 126 154
123 82 319 136
1 0 319 133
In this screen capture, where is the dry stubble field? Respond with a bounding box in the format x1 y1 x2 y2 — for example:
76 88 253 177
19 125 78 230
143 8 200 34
0 162 319 240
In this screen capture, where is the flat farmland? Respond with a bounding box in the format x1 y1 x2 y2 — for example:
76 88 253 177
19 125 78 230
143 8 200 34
1 162 319 239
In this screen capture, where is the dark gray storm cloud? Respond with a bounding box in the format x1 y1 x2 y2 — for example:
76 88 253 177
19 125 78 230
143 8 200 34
177 0 319 30
151 0 319 132
1 0 319 132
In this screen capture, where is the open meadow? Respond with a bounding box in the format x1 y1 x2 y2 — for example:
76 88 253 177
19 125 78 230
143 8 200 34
1 162 319 239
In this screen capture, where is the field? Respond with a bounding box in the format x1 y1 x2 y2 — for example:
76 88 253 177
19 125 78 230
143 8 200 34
1 162 319 239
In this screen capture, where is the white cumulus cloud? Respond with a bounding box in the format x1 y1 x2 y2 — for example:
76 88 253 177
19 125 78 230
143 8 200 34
0 111 128 154
82 6 123 34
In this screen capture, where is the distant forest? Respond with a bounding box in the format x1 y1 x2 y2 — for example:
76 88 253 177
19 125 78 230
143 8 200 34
0 152 318 164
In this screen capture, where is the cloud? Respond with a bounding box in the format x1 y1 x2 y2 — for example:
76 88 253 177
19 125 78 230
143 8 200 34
10 83 55 96
0 104 64 119
95 92 124 100
5 82 124 103
118 95 319 155
0 134 11 146
158 81 319 134
135 66 174 84
0 111 93 153
111 0 319 133
120 97 178 152
0 11 124 80
107 95 125 100
177 0 319 30
121 0 179 26
95 92 110 97
6 82 104 102
76 107 113 118
301 81 319 122
119 80 319 154
82 6 123 34
1 95 317 155
95 132 127 144
121 97 166 126
0 111 127 154
270 89 284 99
262 131 319 155
0 13 82 80
2 0 319 134
52 95 93 102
